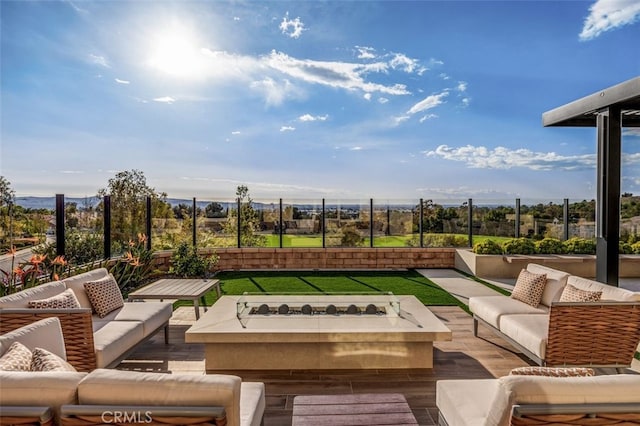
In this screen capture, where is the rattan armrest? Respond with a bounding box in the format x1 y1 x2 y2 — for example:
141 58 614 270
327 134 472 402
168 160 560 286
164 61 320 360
60 405 227 426
545 302 640 368
0 406 53 426
512 403 640 425
0 308 96 372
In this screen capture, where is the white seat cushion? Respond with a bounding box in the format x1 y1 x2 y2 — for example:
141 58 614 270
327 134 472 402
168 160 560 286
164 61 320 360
240 382 266 426
0 281 66 308
436 379 507 426
567 275 640 301
0 317 67 360
78 369 243 426
0 371 87 422
92 321 144 368
62 268 110 309
499 314 548 359
526 264 569 306
469 295 547 329
99 302 172 337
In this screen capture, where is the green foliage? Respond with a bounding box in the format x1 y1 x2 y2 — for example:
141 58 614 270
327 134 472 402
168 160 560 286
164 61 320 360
0 250 70 296
632 242 640 254
619 241 634 254
473 239 503 254
340 226 364 247
408 233 468 247
502 238 536 255
535 238 565 254
563 237 596 254
106 234 156 291
223 185 266 247
170 242 218 278
35 229 103 266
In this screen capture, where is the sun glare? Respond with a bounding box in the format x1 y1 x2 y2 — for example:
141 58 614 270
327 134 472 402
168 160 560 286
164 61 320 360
148 27 205 79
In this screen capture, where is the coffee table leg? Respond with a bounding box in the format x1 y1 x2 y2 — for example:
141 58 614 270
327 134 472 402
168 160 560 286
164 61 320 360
194 299 200 320
200 295 208 313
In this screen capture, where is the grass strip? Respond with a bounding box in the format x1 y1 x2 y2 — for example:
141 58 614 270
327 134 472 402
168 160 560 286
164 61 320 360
455 269 512 296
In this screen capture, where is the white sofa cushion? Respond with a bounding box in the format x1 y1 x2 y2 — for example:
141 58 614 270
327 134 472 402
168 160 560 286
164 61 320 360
436 378 507 426
0 371 87 422
78 369 243 426
499 314 548 359
92 321 144 368
240 382 266 426
62 268 110 309
0 281 66 308
99 302 172 338
469 295 547 329
567 275 640 302
526 264 569 306
0 317 67 360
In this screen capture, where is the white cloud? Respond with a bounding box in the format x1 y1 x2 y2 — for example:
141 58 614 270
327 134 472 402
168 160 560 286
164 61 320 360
350 146 363 151
456 81 467 92
623 128 640 137
250 77 299 106
265 50 410 96
439 73 450 80
231 131 241 135
424 144 597 171
280 126 295 132
115 78 130 85
280 12 306 39
89 54 109 68
419 114 438 123
389 53 426 74
461 98 471 107
414 186 519 200
299 114 328 122
393 115 410 126
153 96 175 104
407 91 449 115
356 46 376 59
364 93 372 101
378 97 389 104
580 0 640 40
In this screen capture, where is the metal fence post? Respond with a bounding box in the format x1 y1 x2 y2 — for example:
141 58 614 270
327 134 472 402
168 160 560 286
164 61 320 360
237 198 241 248
468 198 473 248
103 195 111 259
419 198 424 248
55 194 65 257
515 198 521 238
146 196 152 251
370 199 374 248
322 199 326 249
192 197 197 247
279 198 283 249
563 198 569 241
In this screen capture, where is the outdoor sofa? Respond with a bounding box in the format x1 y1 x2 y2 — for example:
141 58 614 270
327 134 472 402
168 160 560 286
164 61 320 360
469 263 640 370
436 370 640 426
0 268 172 370
0 317 266 426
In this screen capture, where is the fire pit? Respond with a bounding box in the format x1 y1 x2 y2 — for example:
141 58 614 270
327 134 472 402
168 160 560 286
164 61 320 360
186 293 452 371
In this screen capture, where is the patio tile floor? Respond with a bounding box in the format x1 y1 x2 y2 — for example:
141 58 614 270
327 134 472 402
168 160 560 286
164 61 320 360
117 305 533 425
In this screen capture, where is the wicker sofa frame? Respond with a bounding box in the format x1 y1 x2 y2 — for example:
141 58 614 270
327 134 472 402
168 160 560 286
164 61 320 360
0 308 97 372
510 403 640 425
473 301 640 371
60 405 227 426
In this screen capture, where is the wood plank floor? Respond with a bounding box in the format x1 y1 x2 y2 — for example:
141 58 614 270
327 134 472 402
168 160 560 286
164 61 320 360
117 306 533 426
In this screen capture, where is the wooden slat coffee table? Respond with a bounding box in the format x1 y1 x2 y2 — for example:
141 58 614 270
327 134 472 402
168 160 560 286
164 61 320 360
292 393 418 425
128 278 220 320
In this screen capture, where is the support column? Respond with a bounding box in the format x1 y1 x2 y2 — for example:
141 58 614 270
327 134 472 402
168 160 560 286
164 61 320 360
55 194 65 257
595 107 621 286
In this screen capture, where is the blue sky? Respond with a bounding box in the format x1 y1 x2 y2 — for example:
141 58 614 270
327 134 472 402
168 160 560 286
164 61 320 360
1 0 639 203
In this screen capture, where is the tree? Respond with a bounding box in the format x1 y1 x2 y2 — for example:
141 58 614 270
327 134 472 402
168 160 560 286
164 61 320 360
205 202 225 218
0 176 16 248
97 170 171 246
224 185 266 247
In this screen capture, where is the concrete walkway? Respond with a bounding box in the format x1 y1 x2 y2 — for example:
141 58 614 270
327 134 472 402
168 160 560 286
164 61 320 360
416 269 510 304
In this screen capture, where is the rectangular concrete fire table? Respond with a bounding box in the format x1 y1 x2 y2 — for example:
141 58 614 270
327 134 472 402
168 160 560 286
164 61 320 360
185 294 452 371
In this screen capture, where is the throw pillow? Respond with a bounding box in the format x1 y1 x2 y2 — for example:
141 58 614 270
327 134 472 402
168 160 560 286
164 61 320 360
30 347 77 372
509 366 595 377
559 283 602 302
510 269 547 307
84 274 124 318
28 288 81 309
0 341 33 371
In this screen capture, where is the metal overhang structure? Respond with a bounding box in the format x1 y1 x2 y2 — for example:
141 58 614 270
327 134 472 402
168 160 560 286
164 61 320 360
543 76 640 286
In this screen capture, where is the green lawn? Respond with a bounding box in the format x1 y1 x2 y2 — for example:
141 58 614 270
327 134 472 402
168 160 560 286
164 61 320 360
263 233 512 248
176 270 466 310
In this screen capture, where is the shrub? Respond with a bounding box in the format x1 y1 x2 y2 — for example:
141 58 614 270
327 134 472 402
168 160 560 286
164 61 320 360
535 238 565 254
108 233 156 291
563 237 596 254
170 241 218 278
619 241 634 254
473 239 503 254
502 238 536 255
632 242 640 254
